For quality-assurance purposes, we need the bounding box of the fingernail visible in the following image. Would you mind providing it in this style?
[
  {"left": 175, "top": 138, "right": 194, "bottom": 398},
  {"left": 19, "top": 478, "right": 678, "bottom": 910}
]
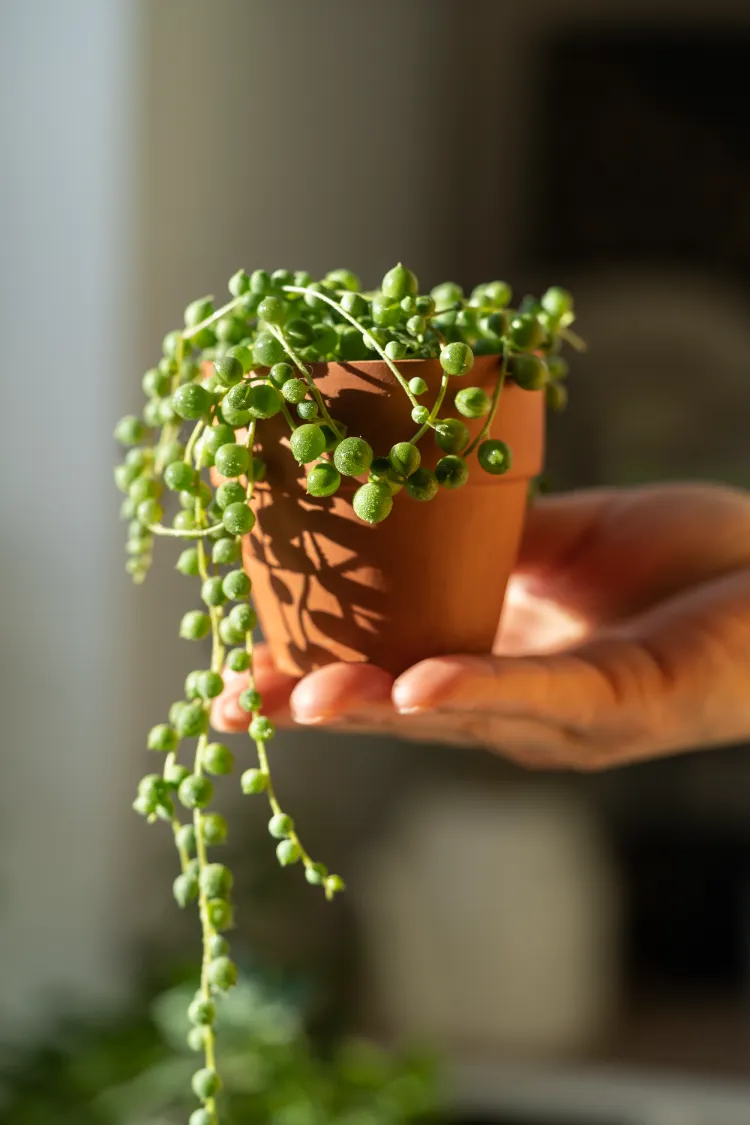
[
  {"left": 392, "top": 682, "right": 427, "bottom": 714},
  {"left": 291, "top": 710, "right": 341, "bottom": 726},
  {"left": 291, "top": 710, "right": 324, "bottom": 725}
]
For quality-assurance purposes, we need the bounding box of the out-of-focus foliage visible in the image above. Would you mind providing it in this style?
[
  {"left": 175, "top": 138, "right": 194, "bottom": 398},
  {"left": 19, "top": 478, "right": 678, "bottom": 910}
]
[{"left": 0, "top": 964, "right": 440, "bottom": 1125}]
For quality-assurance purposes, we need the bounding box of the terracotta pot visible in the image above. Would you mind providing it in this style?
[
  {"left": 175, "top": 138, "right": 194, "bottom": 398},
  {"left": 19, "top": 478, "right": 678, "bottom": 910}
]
[{"left": 242, "top": 357, "right": 544, "bottom": 677}]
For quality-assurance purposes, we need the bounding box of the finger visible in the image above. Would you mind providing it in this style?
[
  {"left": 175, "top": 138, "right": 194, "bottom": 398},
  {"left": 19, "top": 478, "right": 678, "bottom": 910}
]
[
  {"left": 516, "top": 489, "right": 613, "bottom": 576},
  {"left": 517, "top": 484, "right": 750, "bottom": 619},
  {"left": 212, "top": 644, "right": 299, "bottom": 732},
  {"left": 391, "top": 651, "right": 617, "bottom": 730},
  {"left": 289, "top": 662, "right": 394, "bottom": 725}
]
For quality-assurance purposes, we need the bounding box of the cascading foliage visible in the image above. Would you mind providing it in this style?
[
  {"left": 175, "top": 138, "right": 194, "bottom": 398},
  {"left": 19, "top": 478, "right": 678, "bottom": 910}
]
[{"left": 114, "top": 264, "right": 578, "bottom": 1124}]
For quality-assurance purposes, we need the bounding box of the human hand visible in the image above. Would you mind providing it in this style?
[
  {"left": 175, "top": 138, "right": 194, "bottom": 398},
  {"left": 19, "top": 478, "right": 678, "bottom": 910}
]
[{"left": 213, "top": 483, "right": 750, "bottom": 770}]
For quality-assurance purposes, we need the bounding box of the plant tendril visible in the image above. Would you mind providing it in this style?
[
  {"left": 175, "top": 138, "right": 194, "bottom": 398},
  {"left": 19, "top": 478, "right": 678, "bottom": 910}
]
[{"left": 116, "top": 265, "right": 580, "bottom": 1119}]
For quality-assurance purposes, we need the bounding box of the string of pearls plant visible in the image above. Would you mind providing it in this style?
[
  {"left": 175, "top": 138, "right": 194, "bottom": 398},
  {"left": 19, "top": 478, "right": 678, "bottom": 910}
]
[{"left": 114, "top": 264, "right": 579, "bottom": 1124}]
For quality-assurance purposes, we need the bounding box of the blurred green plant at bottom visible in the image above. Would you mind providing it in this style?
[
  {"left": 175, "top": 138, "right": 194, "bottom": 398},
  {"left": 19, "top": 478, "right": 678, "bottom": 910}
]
[{"left": 0, "top": 966, "right": 440, "bottom": 1125}]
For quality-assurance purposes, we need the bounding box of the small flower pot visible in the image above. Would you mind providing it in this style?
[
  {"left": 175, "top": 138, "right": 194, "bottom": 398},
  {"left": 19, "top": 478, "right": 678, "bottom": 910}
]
[{"left": 243, "top": 357, "right": 544, "bottom": 676}]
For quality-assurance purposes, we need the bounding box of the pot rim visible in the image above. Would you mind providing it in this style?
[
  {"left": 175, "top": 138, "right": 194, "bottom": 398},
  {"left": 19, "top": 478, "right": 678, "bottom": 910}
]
[{"left": 255, "top": 353, "right": 520, "bottom": 385}]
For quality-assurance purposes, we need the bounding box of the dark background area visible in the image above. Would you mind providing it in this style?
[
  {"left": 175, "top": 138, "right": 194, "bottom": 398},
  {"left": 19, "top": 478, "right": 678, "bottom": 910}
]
[{"left": 536, "top": 22, "right": 750, "bottom": 1027}]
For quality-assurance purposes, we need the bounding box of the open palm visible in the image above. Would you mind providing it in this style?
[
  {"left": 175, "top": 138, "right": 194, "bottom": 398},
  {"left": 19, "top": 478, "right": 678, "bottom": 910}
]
[{"left": 214, "top": 483, "right": 750, "bottom": 770}]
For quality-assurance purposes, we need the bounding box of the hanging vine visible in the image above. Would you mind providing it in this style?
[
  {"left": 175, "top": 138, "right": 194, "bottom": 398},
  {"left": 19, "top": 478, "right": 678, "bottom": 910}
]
[{"left": 115, "top": 264, "right": 578, "bottom": 1124}]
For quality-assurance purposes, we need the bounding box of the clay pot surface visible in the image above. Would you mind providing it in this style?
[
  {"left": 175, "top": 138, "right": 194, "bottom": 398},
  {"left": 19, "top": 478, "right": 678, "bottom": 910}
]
[{"left": 242, "top": 357, "right": 544, "bottom": 676}]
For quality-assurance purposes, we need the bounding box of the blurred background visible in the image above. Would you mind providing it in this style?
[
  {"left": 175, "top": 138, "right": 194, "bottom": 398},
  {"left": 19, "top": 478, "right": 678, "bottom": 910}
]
[{"left": 2, "top": 1, "right": 750, "bottom": 1122}]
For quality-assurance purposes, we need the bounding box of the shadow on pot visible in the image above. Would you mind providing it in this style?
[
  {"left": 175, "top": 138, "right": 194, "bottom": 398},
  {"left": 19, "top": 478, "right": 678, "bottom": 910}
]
[{"left": 242, "top": 359, "right": 545, "bottom": 677}]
